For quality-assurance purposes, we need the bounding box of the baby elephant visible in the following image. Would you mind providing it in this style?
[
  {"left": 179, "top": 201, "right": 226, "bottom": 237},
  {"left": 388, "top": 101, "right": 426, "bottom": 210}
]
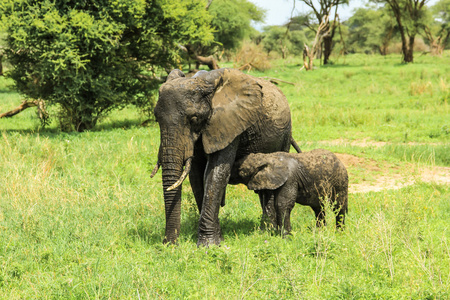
[{"left": 234, "top": 149, "right": 348, "bottom": 235}]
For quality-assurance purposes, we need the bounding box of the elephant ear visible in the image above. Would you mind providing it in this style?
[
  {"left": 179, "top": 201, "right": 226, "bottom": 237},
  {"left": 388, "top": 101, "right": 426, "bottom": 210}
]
[
  {"left": 243, "top": 154, "right": 290, "bottom": 191},
  {"left": 201, "top": 69, "right": 263, "bottom": 154}
]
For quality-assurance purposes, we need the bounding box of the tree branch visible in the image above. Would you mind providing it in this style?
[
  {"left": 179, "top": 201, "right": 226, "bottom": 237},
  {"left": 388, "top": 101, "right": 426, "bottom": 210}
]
[{"left": 0, "top": 100, "right": 43, "bottom": 118}]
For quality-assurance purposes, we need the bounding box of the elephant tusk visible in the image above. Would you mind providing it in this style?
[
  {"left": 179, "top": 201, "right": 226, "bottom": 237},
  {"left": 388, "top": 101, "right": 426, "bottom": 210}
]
[
  {"left": 150, "top": 161, "right": 160, "bottom": 178},
  {"left": 167, "top": 157, "right": 192, "bottom": 191}
]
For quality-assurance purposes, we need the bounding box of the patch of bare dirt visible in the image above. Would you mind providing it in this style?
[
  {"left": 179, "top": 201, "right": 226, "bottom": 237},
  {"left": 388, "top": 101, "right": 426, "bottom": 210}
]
[
  {"left": 334, "top": 153, "right": 449, "bottom": 194},
  {"left": 307, "top": 138, "right": 445, "bottom": 148}
]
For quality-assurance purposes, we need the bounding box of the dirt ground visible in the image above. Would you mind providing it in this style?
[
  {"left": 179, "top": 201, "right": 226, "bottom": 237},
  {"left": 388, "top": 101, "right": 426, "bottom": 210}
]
[{"left": 334, "top": 152, "right": 449, "bottom": 193}]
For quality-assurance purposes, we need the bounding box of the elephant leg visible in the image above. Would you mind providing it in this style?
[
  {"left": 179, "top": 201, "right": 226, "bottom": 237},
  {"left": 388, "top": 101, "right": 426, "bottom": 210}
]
[
  {"left": 334, "top": 189, "right": 348, "bottom": 229},
  {"left": 197, "top": 139, "right": 239, "bottom": 247},
  {"left": 189, "top": 154, "right": 207, "bottom": 212},
  {"left": 312, "top": 205, "right": 326, "bottom": 227},
  {"left": 258, "top": 191, "right": 276, "bottom": 230},
  {"left": 274, "top": 188, "right": 296, "bottom": 236}
]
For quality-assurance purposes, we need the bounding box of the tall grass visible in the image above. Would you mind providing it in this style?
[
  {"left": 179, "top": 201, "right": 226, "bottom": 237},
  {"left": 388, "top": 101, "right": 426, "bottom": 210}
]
[{"left": 0, "top": 53, "right": 449, "bottom": 298}]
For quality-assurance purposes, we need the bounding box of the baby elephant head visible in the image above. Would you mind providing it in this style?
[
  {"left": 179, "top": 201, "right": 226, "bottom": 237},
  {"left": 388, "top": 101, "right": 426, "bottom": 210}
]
[{"left": 238, "top": 153, "right": 293, "bottom": 191}]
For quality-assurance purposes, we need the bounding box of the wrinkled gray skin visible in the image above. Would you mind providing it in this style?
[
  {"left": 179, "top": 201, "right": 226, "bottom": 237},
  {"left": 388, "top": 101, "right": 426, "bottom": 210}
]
[
  {"left": 231, "top": 149, "right": 348, "bottom": 235},
  {"left": 153, "top": 68, "right": 295, "bottom": 246}
]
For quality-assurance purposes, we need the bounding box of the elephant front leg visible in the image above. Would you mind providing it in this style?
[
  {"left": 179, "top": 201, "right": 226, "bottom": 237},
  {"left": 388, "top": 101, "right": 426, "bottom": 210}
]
[
  {"left": 275, "top": 189, "right": 296, "bottom": 236},
  {"left": 258, "top": 191, "right": 277, "bottom": 230},
  {"left": 197, "top": 140, "right": 238, "bottom": 247}
]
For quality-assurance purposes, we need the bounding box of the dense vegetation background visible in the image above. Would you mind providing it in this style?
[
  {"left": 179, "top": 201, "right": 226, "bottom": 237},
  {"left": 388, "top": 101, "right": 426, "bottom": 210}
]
[{"left": 0, "top": 0, "right": 449, "bottom": 298}]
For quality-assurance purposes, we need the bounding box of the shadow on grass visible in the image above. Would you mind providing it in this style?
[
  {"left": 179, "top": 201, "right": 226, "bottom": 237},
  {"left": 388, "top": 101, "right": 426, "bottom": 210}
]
[
  {"left": 221, "top": 216, "right": 261, "bottom": 238},
  {"left": 1, "top": 117, "right": 156, "bottom": 137},
  {"left": 177, "top": 210, "right": 261, "bottom": 244}
]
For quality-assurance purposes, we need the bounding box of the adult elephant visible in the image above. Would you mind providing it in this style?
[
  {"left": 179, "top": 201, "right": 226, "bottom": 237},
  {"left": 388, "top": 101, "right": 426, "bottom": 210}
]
[{"left": 152, "top": 68, "right": 298, "bottom": 246}]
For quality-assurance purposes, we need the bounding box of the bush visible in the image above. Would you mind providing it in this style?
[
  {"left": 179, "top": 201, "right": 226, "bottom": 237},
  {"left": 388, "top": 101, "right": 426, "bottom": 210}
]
[
  {"left": 233, "top": 42, "right": 271, "bottom": 71},
  {"left": 0, "top": 0, "right": 214, "bottom": 131}
]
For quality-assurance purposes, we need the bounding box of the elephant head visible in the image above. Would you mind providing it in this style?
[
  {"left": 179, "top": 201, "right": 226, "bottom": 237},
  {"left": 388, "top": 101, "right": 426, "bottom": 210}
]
[
  {"left": 153, "top": 68, "right": 266, "bottom": 243},
  {"left": 237, "top": 153, "right": 291, "bottom": 191},
  {"left": 237, "top": 153, "right": 310, "bottom": 191}
]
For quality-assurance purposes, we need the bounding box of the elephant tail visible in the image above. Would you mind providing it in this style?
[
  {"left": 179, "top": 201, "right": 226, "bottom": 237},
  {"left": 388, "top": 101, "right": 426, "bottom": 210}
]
[{"left": 290, "top": 137, "right": 302, "bottom": 153}]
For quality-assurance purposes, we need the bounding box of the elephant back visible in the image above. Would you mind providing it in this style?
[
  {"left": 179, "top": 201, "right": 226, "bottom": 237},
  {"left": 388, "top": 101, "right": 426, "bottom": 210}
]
[{"left": 255, "top": 77, "right": 292, "bottom": 139}]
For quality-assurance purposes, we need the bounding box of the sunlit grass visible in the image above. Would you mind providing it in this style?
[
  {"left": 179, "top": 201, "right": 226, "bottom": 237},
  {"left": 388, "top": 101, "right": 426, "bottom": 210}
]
[{"left": 0, "top": 53, "right": 449, "bottom": 298}]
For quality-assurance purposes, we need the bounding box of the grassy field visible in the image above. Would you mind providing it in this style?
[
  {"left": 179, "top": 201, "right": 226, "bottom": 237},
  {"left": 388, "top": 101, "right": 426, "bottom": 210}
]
[{"left": 0, "top": 53, "right": 449, "bottom": 299}]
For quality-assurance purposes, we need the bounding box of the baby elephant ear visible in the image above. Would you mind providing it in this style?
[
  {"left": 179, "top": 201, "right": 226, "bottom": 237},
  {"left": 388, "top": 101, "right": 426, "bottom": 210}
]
[
  {"left": 245, "top": 154, "right": 290, "bottom": 191},
  {"left": 166, "top": 69, "right": 185, "bottom": 82}
]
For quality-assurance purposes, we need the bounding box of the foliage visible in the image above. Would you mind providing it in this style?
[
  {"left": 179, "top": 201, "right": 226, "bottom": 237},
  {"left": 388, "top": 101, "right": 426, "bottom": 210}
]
[
  {"left": 373, "top": 0, "right": 430, "bottom": 62},
  {"left": 0, "top": 0, "right": 214, "bottom": 131},
  {"left": 432, "top": 0, "right": 450, "bottom": 30},
  {"left": 261, "top": 26, "right": 307, "bottom": 58},
  {"left": 294, "top": 0, "right": 350, "bottom": 64},
  {"left": 208, "top": 0, "right": 265, "bottom": 51},
  {"left": 1, "top": 53, "right": 449, "bottom": 298},
  {"left": 346, "top": 5, "right": 397, "bottom": 55},
  {"left": 422, "top": 0, "right": 450, "bottom": 52}
]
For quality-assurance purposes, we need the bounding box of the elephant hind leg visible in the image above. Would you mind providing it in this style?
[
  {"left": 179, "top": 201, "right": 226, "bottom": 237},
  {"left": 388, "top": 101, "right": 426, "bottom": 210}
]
[
  {"left": 312, "top": 206, "right": 326, "bottom": 227},
  {"left": 277, "top": 207, "right": 294, "bottom": 237},
  {"left": 189, "top": 155, "right": 207, "bottom": 212},
  {"left": 334, "top": 189, "right": 348, "bottom": 229}
]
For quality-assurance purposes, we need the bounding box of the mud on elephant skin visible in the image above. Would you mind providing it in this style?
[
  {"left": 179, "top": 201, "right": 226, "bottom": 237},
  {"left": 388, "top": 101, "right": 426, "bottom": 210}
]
[
  {"left": 152, "top": 68, "right": 298, "bottom": 246},
  {"left": 232, "top": 149, "right": 349, "bottom": 235}
]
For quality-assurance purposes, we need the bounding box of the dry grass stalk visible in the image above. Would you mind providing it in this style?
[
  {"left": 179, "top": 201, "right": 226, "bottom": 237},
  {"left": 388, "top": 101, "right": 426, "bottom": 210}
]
[{"left": 233, "top": 42, "right": 271, "bottom": 72}]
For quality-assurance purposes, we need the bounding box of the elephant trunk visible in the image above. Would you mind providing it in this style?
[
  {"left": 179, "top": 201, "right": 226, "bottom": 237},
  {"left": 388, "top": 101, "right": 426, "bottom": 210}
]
[{"left": 160, "top": 146, "right": 185, "bottom": 244}]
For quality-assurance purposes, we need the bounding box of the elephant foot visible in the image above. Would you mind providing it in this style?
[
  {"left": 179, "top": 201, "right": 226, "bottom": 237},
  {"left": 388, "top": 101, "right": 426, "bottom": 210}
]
[
  {"left": 163, "top": 236, "right": 178, "bottom": 245},
  {"left": 197, "top": 233, "right": 223, "bottom": 247},
  {"left": 259, "top": 214, "right": 276, "bottom": 231}
]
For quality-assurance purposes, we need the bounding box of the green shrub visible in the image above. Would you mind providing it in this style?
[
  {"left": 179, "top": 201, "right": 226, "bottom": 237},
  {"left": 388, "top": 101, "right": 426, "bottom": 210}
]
[{"left": 0, "top": 0, "right": 214, "bottom": 131}]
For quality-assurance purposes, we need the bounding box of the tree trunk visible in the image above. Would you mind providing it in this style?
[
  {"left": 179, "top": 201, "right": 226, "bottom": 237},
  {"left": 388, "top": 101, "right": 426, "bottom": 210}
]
[
  {"left": 300, "top": 16, "right": 329, "bottom": 71},
  {"left": 380, "top": 26, "right": 394, "bottom": 56},
  {"left": 404, "top": 35, "right": 415, "bottom": 63},
  {"left": 323, "top": 35, "right": 333, "bottom": 65},
  {"left": 194, "top": 54, "right": 220, "bottom": 70},
  {"left": 0, "top": 54, "right": 3, "bottom": 76},
  {"left": 0, "top": 99, "right": 47, "bottom": 119},
  {"left": 302, "top": 44, "right": 314, "bottom": 71},
  {"left": 424, "top": 25, "right": 446, "bottom": 56},
  {"left": 184, "top": 44, "right": 220, "bottom": 70}
]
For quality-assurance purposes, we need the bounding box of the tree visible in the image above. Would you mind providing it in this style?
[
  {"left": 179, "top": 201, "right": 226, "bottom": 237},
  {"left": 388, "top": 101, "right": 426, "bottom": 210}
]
[
  {"left": 209, "top": 0, "right": 265, "bottom": 51},
  {"left": 375, "top": 0, "right": 430, "bottom": 63},
  {"left": 181, "top": 0, "right": 265, "bottom": 70},
  {"left": 261, "top": 26, "right": 307, "bottom": 58},
  {"left": 423, "top": 0, "right": 450, "bottom": 55},
  {"left": 295, "top": 0, "right": 349, "bottom": 64},
  {"left": 346, "top": 6, "right": 397, "bottom": 55},
  {"left": 301, "top": 16, "right": 331, "bottom": 70},
  {"left": 0, "top": 0, "right": 214, "bottom": 131}
]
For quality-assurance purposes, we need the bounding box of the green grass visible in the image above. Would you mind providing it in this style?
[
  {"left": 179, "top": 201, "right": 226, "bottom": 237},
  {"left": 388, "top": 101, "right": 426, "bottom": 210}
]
[{"left": 0, "top": 53, "right": 449, "bottom": 298}]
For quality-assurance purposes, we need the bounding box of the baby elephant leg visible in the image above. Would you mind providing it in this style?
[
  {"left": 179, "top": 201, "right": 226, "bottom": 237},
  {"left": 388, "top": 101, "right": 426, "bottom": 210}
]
[
  {"left": 258, "top": 191, "right": 277, "bottom": 230},
  {"left": 275, "top": 189, "right": 296, "bottom": 236},
  {"left": 334, "top": 189, "right": 348, "bottom": 229}
]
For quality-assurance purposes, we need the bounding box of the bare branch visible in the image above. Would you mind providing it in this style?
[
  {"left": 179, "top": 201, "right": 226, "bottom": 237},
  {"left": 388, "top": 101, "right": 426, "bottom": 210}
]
[
  {"left": 259, "top": 77, "right": 295, "bottom": 85},
  {"left": 0, "top": 99, "right": 48, "bottom": 121},
  {"left": 206, "top": 0, "right": 213, "bottom": 10}
]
